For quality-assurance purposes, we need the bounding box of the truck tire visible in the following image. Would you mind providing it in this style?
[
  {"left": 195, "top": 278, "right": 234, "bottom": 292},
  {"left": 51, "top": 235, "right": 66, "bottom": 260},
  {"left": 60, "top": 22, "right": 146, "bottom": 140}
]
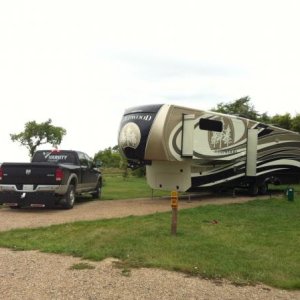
[
  {"left": 10, "top": 205, "right": 22, "bottom": 209},
  {"left": 91, "top": 181, "right": 102, "bottom": 199},
  {"left": 61, "top": 185, "right": 75, "bottom": 209}
]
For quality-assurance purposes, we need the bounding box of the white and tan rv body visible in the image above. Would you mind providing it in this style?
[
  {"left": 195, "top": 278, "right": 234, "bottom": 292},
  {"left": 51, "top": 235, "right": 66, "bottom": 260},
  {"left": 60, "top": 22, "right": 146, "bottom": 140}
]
[{"left": 118, "top": 104, "right": 300, "bottom": 193}]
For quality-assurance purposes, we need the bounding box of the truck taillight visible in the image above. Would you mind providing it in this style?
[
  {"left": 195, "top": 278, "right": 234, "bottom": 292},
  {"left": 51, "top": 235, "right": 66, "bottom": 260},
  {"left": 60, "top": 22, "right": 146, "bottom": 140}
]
[
  {"left": 0, "top": 167, "right": 3, "bottom": 181},
  {"left": 55, "top": 168, "right": 64, "bottom": 181}
]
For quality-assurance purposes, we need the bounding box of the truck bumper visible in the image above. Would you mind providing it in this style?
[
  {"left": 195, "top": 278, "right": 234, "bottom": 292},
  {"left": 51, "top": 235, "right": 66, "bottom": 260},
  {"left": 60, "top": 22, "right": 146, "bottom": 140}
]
[
  {"left": 0, "top": 191, "right": 61, "bottom": 208},
  {"left": 0, "top": 184, "right": 69, "bottom": 208},
  {"left": 0, "top": 184, "right": 68, "bottom": 194}
]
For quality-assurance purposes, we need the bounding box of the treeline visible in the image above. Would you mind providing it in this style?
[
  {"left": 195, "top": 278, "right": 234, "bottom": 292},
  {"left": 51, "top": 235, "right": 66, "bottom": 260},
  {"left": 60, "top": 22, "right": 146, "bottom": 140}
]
[
  {"left": 93, "top": 146, "right": 145, "bottom": 177},
  {"left": 213, "top": 96, "right": 300, "bottom": 132}
]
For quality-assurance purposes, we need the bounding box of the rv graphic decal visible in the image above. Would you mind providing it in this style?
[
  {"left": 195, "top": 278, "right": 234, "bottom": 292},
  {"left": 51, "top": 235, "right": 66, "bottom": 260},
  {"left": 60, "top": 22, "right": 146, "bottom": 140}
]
[
  {"left": 119, "top": 122, "right": 141, "bottom": 149},
  {"left": 209, "top": 117, "right": 234, "bottom": 149}
]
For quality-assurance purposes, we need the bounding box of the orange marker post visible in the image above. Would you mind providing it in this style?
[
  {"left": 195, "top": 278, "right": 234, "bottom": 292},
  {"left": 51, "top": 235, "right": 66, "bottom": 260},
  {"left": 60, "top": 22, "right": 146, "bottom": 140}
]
[{"left": 171, "top": 191, "right": 178, "bottom": 235}]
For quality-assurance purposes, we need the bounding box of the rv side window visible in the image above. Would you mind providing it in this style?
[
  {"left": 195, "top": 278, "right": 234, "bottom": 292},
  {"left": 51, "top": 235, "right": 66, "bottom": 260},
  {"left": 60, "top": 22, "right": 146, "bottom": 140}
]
[{"left": 199, "top": 118, "right": 223, "bottom": 132}]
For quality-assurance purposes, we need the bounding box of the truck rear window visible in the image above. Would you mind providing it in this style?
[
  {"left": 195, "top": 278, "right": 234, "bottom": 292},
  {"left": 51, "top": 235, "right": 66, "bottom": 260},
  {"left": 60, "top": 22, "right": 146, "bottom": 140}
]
[{"left": 32, "top": 151, "right": 77, "bottom": 164}]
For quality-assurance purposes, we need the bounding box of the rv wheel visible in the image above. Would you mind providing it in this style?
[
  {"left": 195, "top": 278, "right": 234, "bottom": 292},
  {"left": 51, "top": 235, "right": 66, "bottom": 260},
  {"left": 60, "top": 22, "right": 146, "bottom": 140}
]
[
  {"left": 249, "top": 183, "right": 259, "bottom": 196},
  {"left": 258, "top": 183, "right": 268, "bottom": 195}
]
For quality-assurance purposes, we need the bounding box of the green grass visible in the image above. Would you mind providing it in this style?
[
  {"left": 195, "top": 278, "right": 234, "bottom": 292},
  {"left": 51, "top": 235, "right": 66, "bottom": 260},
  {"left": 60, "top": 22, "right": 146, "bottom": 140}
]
[
  {"left": 69, "top": 262, "right": 95, "bottom": 270},
  {"left": 101, "top": 175, "right": 168, "bottom": 200},
  {"left": 99, "top": 169, "right": 300, "bottom": 201},
  {"left": 0, "top": 197, "right": 299, "bottom": 289}
]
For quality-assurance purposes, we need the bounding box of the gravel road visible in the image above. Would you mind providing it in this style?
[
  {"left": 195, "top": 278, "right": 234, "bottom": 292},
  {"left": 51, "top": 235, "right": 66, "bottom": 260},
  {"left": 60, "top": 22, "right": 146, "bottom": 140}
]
[{"left": 0, "top": 194, "right": 299, "bottom": 299}]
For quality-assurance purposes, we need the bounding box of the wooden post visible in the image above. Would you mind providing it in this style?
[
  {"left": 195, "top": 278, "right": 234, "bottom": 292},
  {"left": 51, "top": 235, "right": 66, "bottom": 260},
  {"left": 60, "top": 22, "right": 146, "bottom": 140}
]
[{"left": 171, "top": 191, "right": 178, "bottom": 235}]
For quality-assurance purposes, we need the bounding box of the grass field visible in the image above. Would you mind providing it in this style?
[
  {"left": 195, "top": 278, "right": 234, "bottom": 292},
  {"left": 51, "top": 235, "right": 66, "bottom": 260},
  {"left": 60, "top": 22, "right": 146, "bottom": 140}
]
[
  {"left": 101, "top": 173, "right": 169, "bottom": 200},
  {"left": 0, "top": 186, "right": 299, "bottom": 289}
]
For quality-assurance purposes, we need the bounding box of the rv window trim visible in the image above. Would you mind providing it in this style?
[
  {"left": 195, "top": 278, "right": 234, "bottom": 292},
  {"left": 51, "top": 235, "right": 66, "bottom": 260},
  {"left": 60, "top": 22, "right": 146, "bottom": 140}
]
[{"left": 199, "top": 118, "right": 223, "bottom": 132}]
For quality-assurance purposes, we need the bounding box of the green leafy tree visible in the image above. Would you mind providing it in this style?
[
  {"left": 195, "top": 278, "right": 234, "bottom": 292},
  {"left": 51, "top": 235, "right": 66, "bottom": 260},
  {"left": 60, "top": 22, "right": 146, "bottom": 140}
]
[
  {"left": 212, "top": 96, "right": 259, "bottom": 120},
  {"left": 10, "top": 119, "right": 66, "bottom": 158},
  {"left": 212, "top": 97, "right": 300, "bottom": 133},
  {"left": 94, "top": 146, "right": 121, "bottom": 168},
  {"left": 257, "top": 112, "right": 271, "bottom": 124},
  {"left": 132, "top": 166, "right": 146, "bottom": 177},
  {"left": 270, "top": 113, "right": 292, "bottom": 130},
  {"left": 94, "top": 146, "right": 146, "bottom": 178},
  {"left": 291, "top": 114, "right": 300, "bottom": 133}
]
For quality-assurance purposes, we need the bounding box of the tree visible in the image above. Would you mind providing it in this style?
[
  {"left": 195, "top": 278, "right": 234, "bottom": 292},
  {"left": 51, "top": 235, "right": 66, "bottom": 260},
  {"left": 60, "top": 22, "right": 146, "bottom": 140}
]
[
  {"left": 94, "top": 146, "right": 122, "bottom": 168},
  {"left": 10, "top": 119, "right": 67, "bottom": 157},
  {"left": 270, "top": 113, "right": 292, "bottom": 130},
  {"left": 257, "top": 112, "right": 271, "bottom": 124},
  {"left": 212, "top": 96, "right": 259, "bottom": 120},
  {"left": 291, "top": 114, "right": 300, "bottom": 133},
  {"left": 212, "top": 97, "right": 300, "bottom": 133},
  {"left": 94, "top": 146, "right": 146, "bottom": 178}
]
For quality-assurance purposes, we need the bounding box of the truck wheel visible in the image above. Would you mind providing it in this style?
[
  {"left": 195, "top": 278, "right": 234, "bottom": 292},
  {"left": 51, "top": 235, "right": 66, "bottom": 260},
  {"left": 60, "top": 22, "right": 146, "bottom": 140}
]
[
  {"left": 91, "top": 181, "right": 102, "bottom": 199},
  {"left": 10, "top": 205, "right": 22, "bottom": 209},
  {"left": 61, "top": 185, "right": 75, "bottom": 209}
]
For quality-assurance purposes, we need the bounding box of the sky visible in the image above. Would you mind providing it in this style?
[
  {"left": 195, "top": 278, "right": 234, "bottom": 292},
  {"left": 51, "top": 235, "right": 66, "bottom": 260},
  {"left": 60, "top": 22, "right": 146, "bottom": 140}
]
[{"left": 1, "top": 0, "right": 300, "bottom": 161}]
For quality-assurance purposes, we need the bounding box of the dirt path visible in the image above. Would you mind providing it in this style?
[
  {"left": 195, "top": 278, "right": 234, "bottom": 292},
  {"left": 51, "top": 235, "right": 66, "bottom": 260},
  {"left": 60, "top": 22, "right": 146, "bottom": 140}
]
[{"left": 0, "top": 194, "right": 267, "bottom": 231}]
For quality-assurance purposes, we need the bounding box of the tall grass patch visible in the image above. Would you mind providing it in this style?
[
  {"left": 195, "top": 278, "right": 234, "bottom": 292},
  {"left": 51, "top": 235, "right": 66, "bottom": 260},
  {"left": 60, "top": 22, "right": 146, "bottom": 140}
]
[{"left": 101, "top": 175, "right": 168, "bottom": 199}]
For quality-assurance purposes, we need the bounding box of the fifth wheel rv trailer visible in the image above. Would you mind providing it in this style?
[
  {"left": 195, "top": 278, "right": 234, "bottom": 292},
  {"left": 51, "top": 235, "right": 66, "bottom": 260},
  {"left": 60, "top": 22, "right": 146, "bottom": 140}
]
[{"left": 118, "top": 104, "right": 300, "bottom": 195}]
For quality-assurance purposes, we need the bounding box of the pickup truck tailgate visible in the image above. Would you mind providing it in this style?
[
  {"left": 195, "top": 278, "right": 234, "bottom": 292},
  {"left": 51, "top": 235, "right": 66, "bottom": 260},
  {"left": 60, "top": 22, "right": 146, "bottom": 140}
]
[{"left": 0, "top": 162, "right": 59, "bottom": 185}]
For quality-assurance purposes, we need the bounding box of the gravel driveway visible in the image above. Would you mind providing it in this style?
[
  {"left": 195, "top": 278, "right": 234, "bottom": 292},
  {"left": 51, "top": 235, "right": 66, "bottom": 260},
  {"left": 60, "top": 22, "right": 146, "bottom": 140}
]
[{"left": 0, "top": 194, "right": 299, "bottom": 299}]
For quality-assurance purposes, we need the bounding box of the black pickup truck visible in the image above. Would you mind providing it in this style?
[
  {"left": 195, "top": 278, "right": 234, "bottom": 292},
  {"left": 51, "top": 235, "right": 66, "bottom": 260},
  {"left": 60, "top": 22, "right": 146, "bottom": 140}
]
[{"left": 0, "top": 150, "right": 102, "bottom": 209}]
